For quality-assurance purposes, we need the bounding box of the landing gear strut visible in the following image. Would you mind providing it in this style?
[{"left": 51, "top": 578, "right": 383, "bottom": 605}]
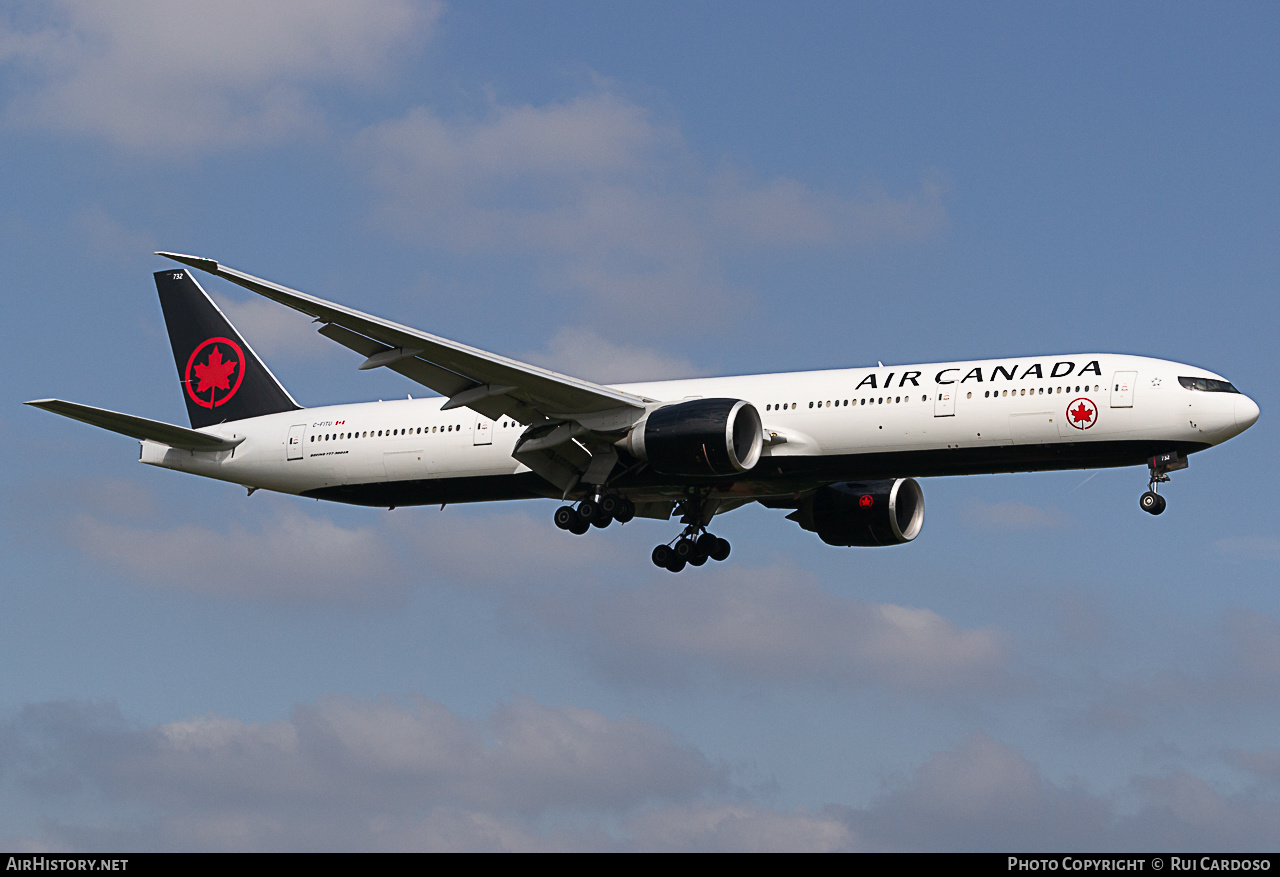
[{"left": 1140, "top": 451, "right": 1187, "bottom": 516}]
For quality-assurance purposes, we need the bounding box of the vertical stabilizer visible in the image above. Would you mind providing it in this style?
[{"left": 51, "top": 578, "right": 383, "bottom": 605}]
[{"left": 154, "top": 268, "right": 300, "bottom": 429}]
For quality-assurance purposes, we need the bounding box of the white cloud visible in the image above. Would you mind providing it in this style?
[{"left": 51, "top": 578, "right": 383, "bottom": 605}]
[
  {"left": 70, "top": 507, "right": 404, "bottom": 605},
  {"left": 356, "top": 92, "right": 946, "bottom": 330},
  {"left": 852, "top": 734, "right": 1110, "bottom": 850},
  {"left": 521, "top": 326, "right": 703, "bottom": 384},
  {"left": 387, "top": 507, "right": 626, "bottom": 585},
  {"left": 1079, "top": 609, "right": 1280, "bottom": 731},
  {"left": 71, "top": 205, "right": 157, "bottom": 262},
  {"left": 842, "top": 735, "right": 1280, "bottom": 852},
  {"left": 710, "top": 169, "right": 949, "bottom": 248},
  {"left": 0, "top": 694, "right": 729, "bottom": 851},
  {"left": 501, "top": 564, "right": 1010, "bottom": 691},
  {"left": 1227, "top": 747, "right": 1280, "bottom": 783},
  {"left": 1, "top": 0, "right": 438, "bottom": 154},
  {"left": 210, "top": 291, "right": 338, "bottom": 362},
  {"left": 1213, "top": 536, "right": 1280, "bottom": 562},
  {"left": 9, "top": 702, "right": 1280, "bottom": 851},
  {"left": 962, "top": 498, "right": 1075, "bottom": 531},
  {"left": 65, "top": 496, "right": 1007, "bottom": 690},
  {"left": 62, "top": 496, "right": 629, "bottom": 605},
  {"left": 623, "top": 802, "right": 854, "bottom": 852},
  {"left": 1221, "top": 609, "right": 1280, "bottom": 695}
]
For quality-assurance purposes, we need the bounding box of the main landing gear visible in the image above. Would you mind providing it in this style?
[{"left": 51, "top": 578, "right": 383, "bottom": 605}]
[
  {"left": 1139, "top": 451, "right": 1187, "bottom": 516},
  {"left": 553, "top": 495, "right": 635, "bottom": 535},
  {"left": 649, "top": 494, "right": 731, "bottom": 573},
  {"left": 651, "top": 529, "right": 731, "bottom": 574},
  {"left": 554, "top": 491, "right": 733, "bottom": 573}
]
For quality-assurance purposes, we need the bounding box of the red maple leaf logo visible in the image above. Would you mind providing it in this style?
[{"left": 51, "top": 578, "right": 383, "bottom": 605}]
[
  {"left": 194, "top": 345, "right": 237, "bottom": 394},
  {"left": 1070, "top": 402, "right": 1094, "bottom": 425},
  {"left": 184, "top": 337, "right": 245, "bottom": 408}
]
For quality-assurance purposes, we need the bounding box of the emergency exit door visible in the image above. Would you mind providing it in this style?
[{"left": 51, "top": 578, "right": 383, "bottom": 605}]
[
  {"left": 1111, "top": 371, "right": 1137, "bottom": 408},
  {"left": 933, "top": 389, "right": 955, "bottom": 416},
  {"left": 287, "top": 424, "right": 306, "bottom": 460}
]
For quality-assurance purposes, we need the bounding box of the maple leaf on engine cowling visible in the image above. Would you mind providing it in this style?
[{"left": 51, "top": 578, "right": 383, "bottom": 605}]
[
  {"left": 194, "top": 346, "right": 238, "bottom": 394},
  {"left": 1071, "top": 402, "right": 1094, "bottom": 425}
]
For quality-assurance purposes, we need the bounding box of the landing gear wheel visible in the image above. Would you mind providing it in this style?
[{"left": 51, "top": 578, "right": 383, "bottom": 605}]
[
  {"left": 568, "top": 510, "right": 590, "bottom": 535},
  {"left": 709, "top": 537, "right": 731, "bottom": 562},
  {"left": 674, "top": 538, "right": 696, "bottom": 562},
  {"left": 665, "top": 556, "right": 687, "bottom": 573},
  {"left": 577, "top": 499, "right": 611, "bottom": 528},
  {"left": 553, "top": 506, "right": 576, "bottom": 530},
  {"left": 652, "top": 545, "right": 673, "bottom": 568},
  {"left": 1139, "top": 491, "right": 1166, "bottom": 515},
  {"left": 1152, "top": 494, "right": 1166, "bottom": 515},
  {"left": 613, "top": 498, "right": 635, "bottom": 524}
]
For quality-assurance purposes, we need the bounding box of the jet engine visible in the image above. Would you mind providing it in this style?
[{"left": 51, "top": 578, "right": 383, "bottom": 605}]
[
  {"left": 788, "top": 478, "right": 925, "bottom": 546},
  {"left": 618, "top": 398, "right": 763, "bottom": 477}
]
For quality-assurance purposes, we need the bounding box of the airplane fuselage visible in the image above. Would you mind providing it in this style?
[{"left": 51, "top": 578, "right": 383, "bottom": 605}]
[{"left": 142, "top": 352, "right": 1257, "bottom": 511}]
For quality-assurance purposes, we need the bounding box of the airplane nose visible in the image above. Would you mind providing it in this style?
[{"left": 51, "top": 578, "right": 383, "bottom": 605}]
[{"left": 1236, "top": 395, "right": 1260, "bottom": 431}]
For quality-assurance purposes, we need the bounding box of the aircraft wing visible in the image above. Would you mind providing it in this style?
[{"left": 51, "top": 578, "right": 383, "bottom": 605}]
[
  {"left": 25, "top": 399, "right": 245, "bottom": 451},
  {"left": 156, "top": 253, "right": 651, "bottom": 427}
]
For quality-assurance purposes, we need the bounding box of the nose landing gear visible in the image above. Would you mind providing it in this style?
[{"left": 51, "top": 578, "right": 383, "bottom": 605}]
[{"left": 1140, "top": 451, "right": 1187, "bottom": 516}]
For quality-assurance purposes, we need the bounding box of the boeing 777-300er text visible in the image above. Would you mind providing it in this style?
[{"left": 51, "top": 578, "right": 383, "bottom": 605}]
[{"left": 28, "top": 254, "right": 1260, "bottom": 572}]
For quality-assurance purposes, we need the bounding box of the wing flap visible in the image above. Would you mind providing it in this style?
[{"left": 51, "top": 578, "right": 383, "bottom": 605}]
[
  {"left": 316, "top": 323, "right": 517, "bottom": 424},
  {"left": 26, "top": 399, "right": 245, "bottom": 451}
]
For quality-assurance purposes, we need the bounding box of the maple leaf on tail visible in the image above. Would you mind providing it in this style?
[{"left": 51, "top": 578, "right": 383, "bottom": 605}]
[{"left": 194, "top": 346, "right": 238, "bottom": 395}]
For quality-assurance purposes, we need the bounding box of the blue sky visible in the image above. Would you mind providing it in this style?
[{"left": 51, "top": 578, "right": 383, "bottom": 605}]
[{"left": 2, "top": 1, "right": 1278, "bottom": 851}]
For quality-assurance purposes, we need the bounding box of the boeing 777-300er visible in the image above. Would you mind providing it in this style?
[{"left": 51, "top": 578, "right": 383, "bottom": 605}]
[{"left": 28, "top": 254, "right": 1261, "bottom": 572}]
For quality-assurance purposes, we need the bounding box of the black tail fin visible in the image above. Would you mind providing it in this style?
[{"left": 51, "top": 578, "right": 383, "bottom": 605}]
[{"left": 155, "top": 268, "right": 301, "bottom": 429}]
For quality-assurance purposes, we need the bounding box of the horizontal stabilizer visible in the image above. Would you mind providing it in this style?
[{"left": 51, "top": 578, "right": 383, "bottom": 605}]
[{"left": 25, "top": 399, "right": 245, "bottom": 451}]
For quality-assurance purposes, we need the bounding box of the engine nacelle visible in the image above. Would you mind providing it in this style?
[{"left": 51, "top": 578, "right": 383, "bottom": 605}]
[
  {"left": 789, "top": 479, "right": 925, "bottom": 546},
  {"left": 619, "top": 398, "right": 763, "bottom": 477}
]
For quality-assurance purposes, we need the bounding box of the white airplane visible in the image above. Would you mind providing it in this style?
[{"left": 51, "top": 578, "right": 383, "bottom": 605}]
[{"left": 28, "top": 254, "right": 1260, "bottom": 572}]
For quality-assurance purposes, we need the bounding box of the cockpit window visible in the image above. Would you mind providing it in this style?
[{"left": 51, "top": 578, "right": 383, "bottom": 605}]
[{"left": 1178, "top": 376, "right": 1240, "bottom": 393}]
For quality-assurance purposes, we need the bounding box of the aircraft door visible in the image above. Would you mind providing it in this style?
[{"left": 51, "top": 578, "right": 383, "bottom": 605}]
[
  {"left": 933, "top": 389, "right": 955, "bottom": 417},
  {"left": 1110, "top": 371, "right": 1137, "bottom": 408},
  {"left": 473, "top": 415, "right": 492, "bottom": 446},
  {"left": 287, "top": 424, "right": 306, "bottom": 460}
]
